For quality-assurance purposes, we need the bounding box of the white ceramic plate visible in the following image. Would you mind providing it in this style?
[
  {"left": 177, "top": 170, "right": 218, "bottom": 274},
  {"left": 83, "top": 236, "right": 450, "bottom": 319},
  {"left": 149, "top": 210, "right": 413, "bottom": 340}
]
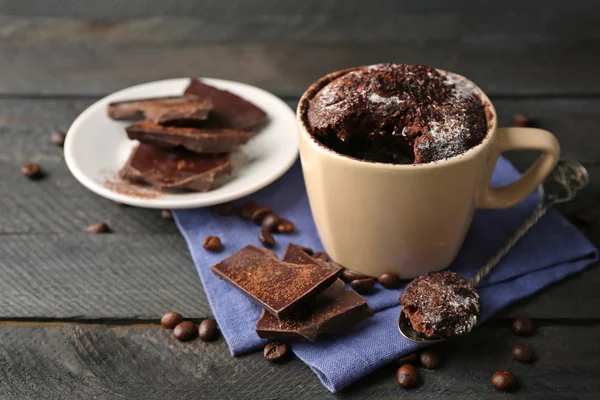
[{"left": 65, "top": 78, "right": 298, "bottom": 208}]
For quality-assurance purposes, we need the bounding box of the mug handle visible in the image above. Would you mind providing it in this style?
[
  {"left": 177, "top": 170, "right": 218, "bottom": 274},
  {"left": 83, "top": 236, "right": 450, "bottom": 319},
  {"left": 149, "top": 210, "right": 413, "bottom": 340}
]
[{"left": 476, "top": 127, "right": 560, "bottom": 209}]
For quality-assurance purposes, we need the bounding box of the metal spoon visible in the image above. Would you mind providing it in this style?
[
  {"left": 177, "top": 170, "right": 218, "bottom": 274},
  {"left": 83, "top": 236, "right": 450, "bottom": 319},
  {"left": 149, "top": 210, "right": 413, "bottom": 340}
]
[{"left": 398, "top": 159, "right": 589, "bottom": 344}]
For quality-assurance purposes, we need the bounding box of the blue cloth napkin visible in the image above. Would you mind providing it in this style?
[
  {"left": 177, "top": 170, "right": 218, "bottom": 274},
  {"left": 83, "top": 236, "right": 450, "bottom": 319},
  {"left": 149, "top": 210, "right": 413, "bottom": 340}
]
[{"left": 173, "top": 157, "right": 598, "bottom": 393}]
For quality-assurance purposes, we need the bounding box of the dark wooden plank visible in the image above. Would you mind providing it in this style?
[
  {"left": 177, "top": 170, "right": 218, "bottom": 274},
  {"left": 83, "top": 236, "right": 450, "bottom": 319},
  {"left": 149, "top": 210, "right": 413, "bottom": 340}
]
[
  {"left": 0, "top": 323, "right": 597, "bottom": 398},
  {"left": 0, "top": 234, "right": 209, "bottom": 319},
  {"left": 0, "top": 16, "right": 597, "bottom": 96},
  {"left": 0, "top": 232, "right": 597, "bottom": 320}
]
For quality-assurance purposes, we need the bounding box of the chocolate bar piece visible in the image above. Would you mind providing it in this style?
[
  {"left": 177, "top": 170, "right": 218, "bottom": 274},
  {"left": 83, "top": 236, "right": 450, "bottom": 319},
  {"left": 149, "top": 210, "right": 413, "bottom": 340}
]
[
  {"left": 211, "top": 245, "right": 342, "bottom": 319},
  {"left": 125, "top": 120, "right": 256, "bottom": 154},
  {"left": 255, "top": 244, "right": 373, "bottom": 341},
  {"left": 184, "top": 78, "right": 267, "bottom": 129},
  {"left": 107, "top": 95, "right": 212, "bottom": 123},
  {"left": 255, "top": 280, "right": 373, "bottom": 341},
  {"left": 119, "top": 144, "right": 231, "bottom": 192}
]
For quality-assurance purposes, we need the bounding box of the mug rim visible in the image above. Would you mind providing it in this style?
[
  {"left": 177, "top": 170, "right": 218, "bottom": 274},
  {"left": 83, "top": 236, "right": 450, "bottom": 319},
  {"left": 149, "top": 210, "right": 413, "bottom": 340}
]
[{"left": 297, "top": 64, "right": 498, "bottom": 170}]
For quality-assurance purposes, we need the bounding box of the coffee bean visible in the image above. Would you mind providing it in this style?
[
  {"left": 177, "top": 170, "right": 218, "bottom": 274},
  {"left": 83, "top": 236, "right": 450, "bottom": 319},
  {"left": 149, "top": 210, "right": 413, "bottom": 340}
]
[
  {"left": 491, "top": 370, "right": 518, "bottom": 392},
  {"left": 513, "top": 114, "right": 533, "bottom": 127},
  {"left": 297, "top": 245, "right": 314, "bottom": 255},
  {"left": 198, "top": 319, "right": 219, "bottom": 341},
  {"left": 396, "top": 364, "right": 419, "bottom": 389},
  {"left": 512, "top": 344, "right": 536, "bottom": 363},
  {"left": 512, "top": 317, "right": 534, "bottom": 336},
  {"left": 350, "top": 278, "right": 376, "bottom": 293},
  {"left": 420, "top": 349, "right": 441, "bottom": 369},
  {"left": 313, "top": 252, "right": 329, "bottom": 262},
  {"left": 51, "top": 131, "right": 67, "bottom": 147},
  {"left": 173, "top": 321, "right": 198, "bottom": 341},
  {"left": 394, "top": 352, "right": 418, "bottom": 366},
  {"left": 264, "top": 342, "right": 289, "bottom": 362},
  {"left": 251, "top": 207, "right": 273, "bottom": 224},
  {"left": 21, "top": 162, "right": 42, "bottom": 179},
  {"left": 261, "top": 213, "right": 280, "bottom": 232},
  {"left": 241, "top": 201, "right": 260, "bottom": 219},
  {"left": 341, "top": 269, "right": 368, "bottom": 283},
  {"left": 276, "top": 218, "right": 295, "bottom": 233},
  {"left": 115, "top": 202, "right": 126, "bottom": 207},
  {"left": 86, "top": 222, "right": 110, "bottom": 234},
  {"left": 203, "top": 236, "right": 222, "bottom": 251},
  {"left": 161, "top": 312, "right": 183, "bottom": 329},
  {"left": 573, "top": 206, "right": 596, "bottom": 225},
  {"left": 161, "top": 209, "right": 173, "bottom": 220},
  {"left": 378, "top": 273, "right": 401, "bottom": 289},
  {"left": 259, "top": 228, "right": 276, "bottom": 248},
  {"left": 214, "top": 202, "right": 234, "bottom": 215}
]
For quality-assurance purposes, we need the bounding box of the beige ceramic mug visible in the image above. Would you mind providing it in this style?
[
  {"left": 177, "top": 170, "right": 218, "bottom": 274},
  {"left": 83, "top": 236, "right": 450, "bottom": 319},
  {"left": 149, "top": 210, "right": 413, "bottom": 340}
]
[{"left": 297, "top": 67, "right": 560, "bottom": 279}]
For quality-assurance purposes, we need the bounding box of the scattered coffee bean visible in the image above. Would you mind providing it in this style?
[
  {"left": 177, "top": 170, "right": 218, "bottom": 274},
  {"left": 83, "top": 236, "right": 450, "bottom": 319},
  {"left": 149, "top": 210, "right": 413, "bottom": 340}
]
[
  {"left": 394, "top": 352, "right": 418, "bottom": 366},
  {"left": 420, "top": 349, "right": 441, "bottom": 369},
  {"left": 115, "top": 202, "right": 126, "bottom": 207},
  {"left": 264, "top": 341, "right": 289, "bottom": 362},
  {"left": 512, "top": 344, "right": 536, "bottom": 363},
  {"left": 298, "top": 245, "right": 314, "bottom": 255},
  {"left": 251, "top": 207, "right": 273, "bottom": 224},
  {"left": 313, "top": 252, "right": 329, "bottom": 262},
  {"left": 491, "top": 370, "right": 518, "bottom": 392},
  {"left": 341, "top": 269, "right": 368, "bottom": 283},
  {"left": 241, "top": 201, "right": 260, "bottom": 219},
  {"left": 86, "top": 222, "right": 110, "bottom": 234},
  {"left": 161, "top": 312, "right": 184, "bottom": 329},
  {"left": 203, "top": 236, "right": 222, "bottom": 251},
  {"left": 259, "top": 228, "right": 276, "bottom": 248},
  {"left": 350, "top": 278, "right": 376, "bottom": 293},
  {"left": 513, "top": 114, "right": 533, "bottom": 127},
  {"left": 214, "top": 202, "right": 234, "bottom": 216},
  {"left": 261, "top": 213, "right": 280, "bottom": 232},
  {"left": 21, "top": 162, "right": 42, "bottom": 179},
  {"left": 173, "top": 321, "right": 198, "bottom": 341},
  {"left": 161, "top": 209, "right": 173, "bottom": 220},
  {"left": 51, "top": 131, "right": 67, "bottom": 147},
  {"left": 198, "top": 319, "right": 219, "bottom": 341},
  {"left": 573, "top": 206, "right": 596, "bottom": 225},
  {"left": 396, "top": 364, "right": 419, "bottom": 389},
  {"left": 378, "top": 273, "right": 401, "bottom": 289},
  {"left": 512, "top": 317, "right": 534, "bottom": 336},
  {"left": 276, "top": 218, "right": 295, "bottom": 233}
]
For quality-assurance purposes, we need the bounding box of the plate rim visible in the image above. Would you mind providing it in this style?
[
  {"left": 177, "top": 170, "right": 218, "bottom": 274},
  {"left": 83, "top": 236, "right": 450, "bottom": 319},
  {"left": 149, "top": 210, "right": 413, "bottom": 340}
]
[{"left": 64, "top": 77, "right": 299, "bottom": 209}]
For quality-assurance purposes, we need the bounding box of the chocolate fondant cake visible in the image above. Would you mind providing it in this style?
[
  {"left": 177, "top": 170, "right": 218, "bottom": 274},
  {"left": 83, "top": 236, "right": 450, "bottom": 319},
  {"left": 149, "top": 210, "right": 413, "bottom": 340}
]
[
  {"left": 400, "top": 271, "right": 480, "bottom": 339},
  {"left": 305, "top": 64, "right": 488, "bottom": 164}
]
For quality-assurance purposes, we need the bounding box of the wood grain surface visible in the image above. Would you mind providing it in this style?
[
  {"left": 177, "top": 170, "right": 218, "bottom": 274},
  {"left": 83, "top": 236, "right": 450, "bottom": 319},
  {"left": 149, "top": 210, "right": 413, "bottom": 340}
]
[{"left": 0, "top": 2, "right": 599, "bottom": 398}]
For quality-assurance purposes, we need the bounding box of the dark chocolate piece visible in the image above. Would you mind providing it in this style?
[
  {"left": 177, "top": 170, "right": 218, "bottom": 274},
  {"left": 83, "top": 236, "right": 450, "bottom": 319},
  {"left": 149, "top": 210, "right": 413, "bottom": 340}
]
[
  {"left": 125, "top": 119, "right": 256, "bottom": 154},
  {"left": 400, "top": 271, "right": 480, "bottom": 339},
  {"left": 119, "top": 144, "right": 231, "bottom": 192},
  {"left": 255, "top": 279, "right": 373, "bottom": 341},
  {"left": 255, "top": 244, "right": 372, "bottom": 341},
  {"left": 211, "top": 245, "right": 341, "bottom": 319},
  {"left": 107, "top": 95, "right": 212, "bottom": 122},
  {"left": 184, "top": 78, "right": 267, "bottom": 129}
]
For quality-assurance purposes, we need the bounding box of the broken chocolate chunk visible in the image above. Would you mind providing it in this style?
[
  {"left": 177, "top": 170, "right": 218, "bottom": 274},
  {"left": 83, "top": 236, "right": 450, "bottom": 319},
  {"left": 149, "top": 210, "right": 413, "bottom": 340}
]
[
  {"left": 211, "top": 245, "right": 341, "bottom": 319},
  {"left": 119, "top": 144, "right": 231, "bottom": 192},
  {"left": 256, "top": 279, "right": 373, "bottom": 341},
  {"left": 107, "top": 95, "right": 212, "bottom": 123},
  {"left": 184, "top": 78, "right": 267, "bottom": 130},
  {"left": 125, "top": 120, "right": 256, "bottom": 154}
]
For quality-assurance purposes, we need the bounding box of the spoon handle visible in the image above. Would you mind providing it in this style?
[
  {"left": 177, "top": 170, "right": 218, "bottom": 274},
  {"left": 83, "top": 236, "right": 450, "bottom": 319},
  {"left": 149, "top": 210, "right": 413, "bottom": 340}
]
[
  {"left": 468, "top": 203, "right": 547, "bottom": 287},
  {"left": 468, "top": 159, "right": 588, "bottom": 288}
]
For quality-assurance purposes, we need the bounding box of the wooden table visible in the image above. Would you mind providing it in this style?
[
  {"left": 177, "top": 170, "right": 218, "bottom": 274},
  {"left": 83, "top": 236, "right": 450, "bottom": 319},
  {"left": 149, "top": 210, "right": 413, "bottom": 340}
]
[{"left": 1, "top": 1, "right": 599, "bottom": 398}]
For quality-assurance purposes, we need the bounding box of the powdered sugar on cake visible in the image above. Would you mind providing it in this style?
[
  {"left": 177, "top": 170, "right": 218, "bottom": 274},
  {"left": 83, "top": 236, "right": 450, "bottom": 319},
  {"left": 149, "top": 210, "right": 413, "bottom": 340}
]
[
  {"left": 400, "top": 271, "right": 481, "bottom": 339},
  {"left": 306, "top": 64, "right": 488, "bottom": 164}
]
